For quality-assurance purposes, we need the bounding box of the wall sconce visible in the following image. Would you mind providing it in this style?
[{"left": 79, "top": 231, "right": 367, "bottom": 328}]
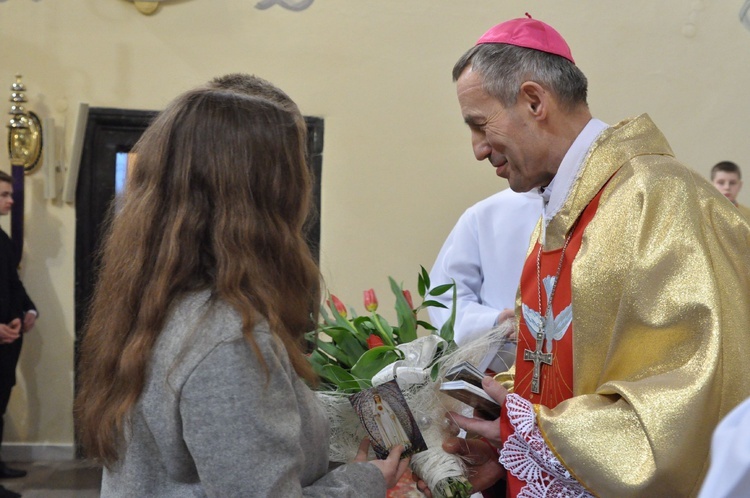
[{"left": 7, "top": 74, "right": 43, "bottom": 174}]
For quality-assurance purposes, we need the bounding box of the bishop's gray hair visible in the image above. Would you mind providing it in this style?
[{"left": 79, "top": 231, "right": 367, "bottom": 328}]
[{"left": 452, "top": 43, "right": 588, "bottom": 112}]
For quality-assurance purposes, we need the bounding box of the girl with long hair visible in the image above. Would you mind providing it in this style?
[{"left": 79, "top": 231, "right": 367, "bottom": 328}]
[{"left": 74, "top": 81, "right": 408, "bottom": 496}]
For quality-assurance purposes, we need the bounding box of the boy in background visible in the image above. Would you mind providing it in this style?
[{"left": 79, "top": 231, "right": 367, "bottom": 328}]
[{"left": 711, "top": 161, "right": 750, "bottom": 219}]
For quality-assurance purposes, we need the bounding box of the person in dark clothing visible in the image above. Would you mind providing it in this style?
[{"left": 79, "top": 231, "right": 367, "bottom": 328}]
[{"left": 0, "top": 170, "right": 37, "bottom": 497}]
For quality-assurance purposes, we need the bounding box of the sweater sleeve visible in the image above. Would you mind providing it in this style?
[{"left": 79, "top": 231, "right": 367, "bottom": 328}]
[{"left": 180, "top": 332, "right": 385, "bottom": 498}]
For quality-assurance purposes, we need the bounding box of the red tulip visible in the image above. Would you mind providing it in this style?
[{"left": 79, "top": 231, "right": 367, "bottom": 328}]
[
  {"left": 364, "top": 289, "right": 378, "bottom": 312},
  {"left": 402, "top": 290, "right": 414, "bottom": 309},
  {"left": 328, "top": 294, "right": 347, "bottom": 317},
  {"left": 367, "top": 334, "right": 385, "bottom": 349}
]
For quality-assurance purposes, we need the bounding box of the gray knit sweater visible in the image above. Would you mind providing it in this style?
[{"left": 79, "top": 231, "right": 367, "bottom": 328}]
[{"left": 101, "top": 291, "right": 386, "bottom": 497}]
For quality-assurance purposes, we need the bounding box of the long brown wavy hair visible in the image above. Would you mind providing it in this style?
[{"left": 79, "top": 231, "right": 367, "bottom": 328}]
[{"left": 74, "top": 86, "right": 320, "bottom": 466}]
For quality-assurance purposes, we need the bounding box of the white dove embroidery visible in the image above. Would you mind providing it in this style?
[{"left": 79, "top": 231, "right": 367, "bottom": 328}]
[{"left": 522, "top": 275, "right": 573, "bottom": 352}]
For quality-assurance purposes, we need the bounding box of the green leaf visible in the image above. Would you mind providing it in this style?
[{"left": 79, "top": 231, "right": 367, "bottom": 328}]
[
  {"left": 438, "top": 281, "right": 457, "bottom": 342},
  {"left": 428, "top": 283, "right": 454, "bottom": 297},
  {"left": 325, "top": 296, "right": 369, "bottom": 344},
  {"left": 420, "top": 265, "right": 431, "bottom": 290},
  {"left": 416, "top": 320, "right": 437, "bottom": 331},
  {"left": 309, "top": 349, "right": 332, "bottom": 368},
  {"left": 430, "top": 362, "right": 441, "bottom": 381},
  {"left": 351, "top": 316, "right": 376, "bottom": 341},
  {"left": 309, "top": 357, "right": 329, "bottom": 379},
  {"left": 309, "top": 352, "right": 350, "bottom": 386},
  {"left": 319, "top": 304, "right": 336, "bottom": 326},
  {"left": 350, "top": 346, "right": 402, "bottom": 380},
  {"left": 421, "top": 300, "right": 448, "bottom": 309},
  {"left": 370, "top": 313, "right": 395, "bottom": 347},
  {"left": 418, "top": 266, "right": 430, "bottom": 298},
  {"left": 436, "top": 340, "right": 457, "bottom": 362},
  {"left": 320, "top": 326, "right": 367, "bottom": 366},
  {"left": 389, "top": 277, "right": 417, "bottom": 344},
  {"left": 319, "top": 364, "right": 370, "bottom": 392},
  {"left": 352, "top": 316, "right": 371, "bottom": 326},
  {"left": 313, "top": 335, "right": 355, "bottom": 367}
]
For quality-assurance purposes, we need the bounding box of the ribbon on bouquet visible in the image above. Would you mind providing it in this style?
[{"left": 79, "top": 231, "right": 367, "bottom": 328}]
[{"left": 371, "top": 335, "right": 446, "bottom": 388}]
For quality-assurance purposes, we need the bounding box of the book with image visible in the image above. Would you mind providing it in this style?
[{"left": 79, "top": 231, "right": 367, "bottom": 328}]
[
  {"left": 440, "top": 380, "right": 500, "bottom": 419},
  {"left": 444, "top": 360, "right": 486, "bottom": 388},
  {"left": 349, "top": 379, "right": 428, "bottom": 460}
]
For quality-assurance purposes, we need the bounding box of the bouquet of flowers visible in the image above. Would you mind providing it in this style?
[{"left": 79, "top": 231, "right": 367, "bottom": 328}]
[{"left": 306, "top": 267, "right": 475, "bottom": 498}]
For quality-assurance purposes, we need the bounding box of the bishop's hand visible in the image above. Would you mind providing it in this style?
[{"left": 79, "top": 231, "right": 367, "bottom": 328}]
[
  {"left": 418, "top": 436, "right": 506, "bottom": 495},
  {"left": 447, "top": 376, "right": 507, "bottom": 447}
]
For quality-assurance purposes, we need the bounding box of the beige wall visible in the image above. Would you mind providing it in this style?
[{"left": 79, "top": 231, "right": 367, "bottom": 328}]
[{"left": 1, "top": 0, "right": 749, "bottom": 450}]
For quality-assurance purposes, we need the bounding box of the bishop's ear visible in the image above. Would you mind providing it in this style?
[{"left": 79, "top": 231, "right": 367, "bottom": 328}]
[{"left": 519, "top": 81, "right": 546, "bottom": 119}]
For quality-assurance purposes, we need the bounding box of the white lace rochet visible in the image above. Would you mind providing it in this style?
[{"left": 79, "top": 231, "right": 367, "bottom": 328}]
[{"left": 499, "top": 394, "right": 593, "bottom": 498}]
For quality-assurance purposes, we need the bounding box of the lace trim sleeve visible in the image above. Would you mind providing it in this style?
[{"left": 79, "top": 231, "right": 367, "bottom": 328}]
[{"left": 499, "top": 393, "right": 593, "bottom": 498}]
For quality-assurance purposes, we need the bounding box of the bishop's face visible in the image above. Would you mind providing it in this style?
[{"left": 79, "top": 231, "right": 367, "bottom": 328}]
[
  {"left": 0, "top": 181, "right": 13, "bottom": 216},
  {"left": 456, "top": 68, "right": 554, "bottom": 192}
]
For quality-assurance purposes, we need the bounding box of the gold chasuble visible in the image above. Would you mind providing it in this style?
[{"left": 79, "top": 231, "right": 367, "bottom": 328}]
[{"left": 501, "top": 115, "right": 750, "bottom": 497}]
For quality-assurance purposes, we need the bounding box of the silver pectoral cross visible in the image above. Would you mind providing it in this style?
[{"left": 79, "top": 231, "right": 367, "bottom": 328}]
[{"left": 523, "top": 331, "right": 553, "bottom": 394}]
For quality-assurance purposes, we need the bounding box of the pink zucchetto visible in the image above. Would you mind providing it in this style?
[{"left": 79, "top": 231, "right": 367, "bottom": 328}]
[{"left": 475, "top": 13, "right": 575, "bottom": 64}]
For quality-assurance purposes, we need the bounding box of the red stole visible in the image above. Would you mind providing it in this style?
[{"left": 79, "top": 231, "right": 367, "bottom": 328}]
[{"left": 499, "top": 187, "right": 605, "bottom": 497}]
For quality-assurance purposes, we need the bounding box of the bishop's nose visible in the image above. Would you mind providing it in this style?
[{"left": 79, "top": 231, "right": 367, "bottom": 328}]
[{"left": 471, "top": 136, "right": 492, "bottom": 162}]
